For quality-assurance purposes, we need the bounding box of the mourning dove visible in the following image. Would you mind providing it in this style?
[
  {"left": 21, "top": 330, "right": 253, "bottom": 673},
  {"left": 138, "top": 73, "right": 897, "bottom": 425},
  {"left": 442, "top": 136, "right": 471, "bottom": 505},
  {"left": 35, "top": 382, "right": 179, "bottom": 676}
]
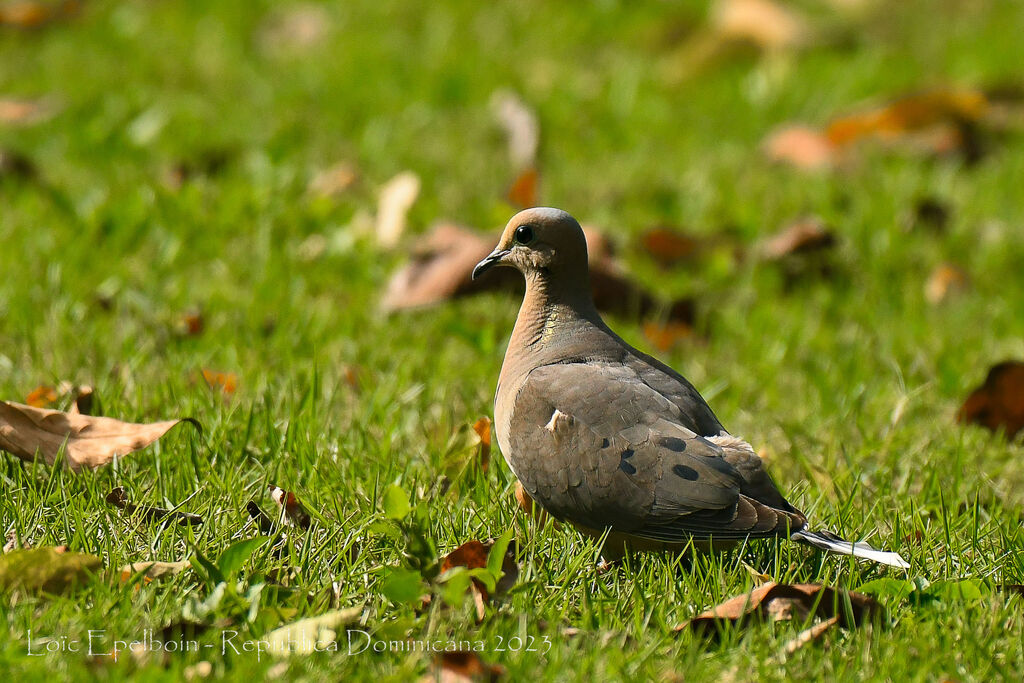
[{"left": 473, "top": 207, "right": 908, "bottom": 568}]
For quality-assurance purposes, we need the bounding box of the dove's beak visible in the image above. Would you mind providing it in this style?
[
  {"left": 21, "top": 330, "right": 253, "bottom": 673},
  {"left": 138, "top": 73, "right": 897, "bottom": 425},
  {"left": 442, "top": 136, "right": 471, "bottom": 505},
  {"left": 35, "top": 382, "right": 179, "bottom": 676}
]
[{"left": 472, "top": 248, "right": 511, "bottom": 280}]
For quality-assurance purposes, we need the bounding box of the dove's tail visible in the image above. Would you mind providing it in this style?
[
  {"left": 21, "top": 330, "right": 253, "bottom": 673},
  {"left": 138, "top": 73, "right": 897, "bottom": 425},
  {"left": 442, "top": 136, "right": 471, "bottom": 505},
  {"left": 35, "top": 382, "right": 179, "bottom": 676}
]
[{"left": 792, "top": 529, "right": 910, "bottom": 569}]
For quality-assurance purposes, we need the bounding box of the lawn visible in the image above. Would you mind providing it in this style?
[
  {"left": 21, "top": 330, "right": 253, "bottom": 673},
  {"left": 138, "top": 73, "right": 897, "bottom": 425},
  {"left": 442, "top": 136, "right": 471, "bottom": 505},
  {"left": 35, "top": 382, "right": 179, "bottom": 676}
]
[{"left": 2, "top": 0, "right": 1023, "bottom": 680}]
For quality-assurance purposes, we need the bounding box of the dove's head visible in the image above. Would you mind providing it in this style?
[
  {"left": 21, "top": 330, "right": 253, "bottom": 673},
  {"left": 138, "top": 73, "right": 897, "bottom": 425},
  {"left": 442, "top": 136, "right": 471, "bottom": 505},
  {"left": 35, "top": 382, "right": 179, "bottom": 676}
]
[{"left": 472, "top": 207, "right": 589, "bottom": 282}]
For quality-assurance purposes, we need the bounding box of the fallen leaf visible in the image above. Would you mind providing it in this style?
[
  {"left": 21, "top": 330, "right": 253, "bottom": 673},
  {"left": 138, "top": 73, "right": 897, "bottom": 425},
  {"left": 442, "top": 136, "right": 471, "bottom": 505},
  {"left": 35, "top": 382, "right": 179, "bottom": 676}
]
[
  {"left": 263, "top": 607, "right": 362, "bottom": 656},
  {"left": 425, "top": 650, "right": 506, "bottom": 683},
  {"left": 106, "top": 487, "right": 203, "bottom": 526},
  {"left": 0, "top": 148, "right": 36, "bottom": 179},
  {"left": 762, "top": 218, "right": 836, "bottom": 259},
  {"left": 201, "top": 369, "right": 237, "bottom": 396},
  {"left": 711, "top": 0, "right": 806, "bottom": 50},
  {"left": 506, "top": 167, "right": 539, "bottom": 208},
  {"left": 0, "top": 0, "right": 79, "bottom": 29},
  {"left": 269, "top": 485, "right": 312, "bottom": 529},
  {"left": 376, "top": 171, "right": 420, "bottom": 248},
  {"left": 925, "top": 263, "right": 969, "bottom": 304},
  {"left": 309, "top": 160, "right": 358, "bottom": 198},
  {"left": 643, "top": 321, "right": 696, "bottom": 352},
  {"left": 118, "top": 560, "right": 191, "bottom": 582},
  {"left": 472, "top": 417, "right": 491, "bottom": 471},
  {"left": 0, "top": 96, "right": 55, "bottom": 124},
  {"left": 958, "top": 361, "right": 1024, "bottom": 438},
  {"left": 440, "top": 537, "right": 518, "bottom": 602},
  {"left": 258, "top": 3, "right": 331, "bottom": 55},
  {"left": 763, "top": 125, "right": 837, "bottom": 170},
  {"left": 514, "top": 480, "right": 552, "bottom": 526},
  {"left": 675, "top": 582, "right": 882, "bottom": 637},
  {"left": 0, "top": 547, "right": 101, "bottom": 594},
  {"left": 491, "top": 89, "right": 539, "bottom": 170},
  {"left": 640, "top": 228, "right": 702, "bottom": 267},
  {"left": 826, "top": 90, "right": 987, "bottom": 147},
  {"left": 175, "top": 310, "right": 205, "bottom": 337},
  {"left": 25, "top": 385, "right": 57, "bottom": 408},
  {"left": 0, "top": 401, "right": 199, "bottom": 470}
]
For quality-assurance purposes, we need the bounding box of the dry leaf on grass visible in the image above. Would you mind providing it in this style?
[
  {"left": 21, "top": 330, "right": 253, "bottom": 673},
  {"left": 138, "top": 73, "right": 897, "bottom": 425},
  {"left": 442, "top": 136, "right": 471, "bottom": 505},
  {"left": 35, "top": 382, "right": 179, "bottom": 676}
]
[
  {"left": 0, "top": 96, "right": 56, "bottom": 125},
  {"left": 765, "top": 88, "right": 1007, "bottom": 169},
  {"left": 472, "top": 417, "right": 491, "bottom": 471},
  {"left": 711, "top": 0, "right": 807, "bottom": 50},
  {"left": 106, "top": 487, "right": 203, "bottom": 527},
  {"left": 24, "top": 382, "right": 93, "bottom": 413},
  {"left": 0, "top": 546, "right": 101, "bottom": 594},
  {"left": 506, "top": 167, "right": 539, "bottom": 208},
  {"left": 491, "top": 89, "right": 539, "bottom": 170},
  {"left": 761, "top": 218, "right": 836, "bottom": 259},
  {"left": 0, "top": 148, "right": 36, "bottom": 179},
  {"left": 643, "top": 321, "right": 697, "bottom": 352},
  {"left": 118, "top": 560, "right": 191, "bottom": 583},
  {"left": 309, "top": 161, "right": 358, "bottom": 198},
  {"left": 639, "top": 228, "right": 702, "bottom": 267},
  {"left": 958, "top": 361, "right": 1024, "bottom": 438},
  {"left": 925, "top": 263, "right": 969, "bottom": 304},
  {"left": 763, "top": 125, "right": 837, "bottom": 170},
  {"left": 269, "top": 485, "right": 312, "bottom": 529},
  {"left": 201, "top": 369, "right": 237, "bottom": 396},
  {"left": 513, "top": 480, "right": 552, "bottom": 526},
  {"left": 675, "top": 582, "right": 882, "bottom": 638},
  {"left": 0, "top": 0, "right": 79, "bottom": 29},
  {"left": 423, "top": 650, "right": 506, "bottom": 683},
  {"left": 0, "top": 401, "right": 200, "bottom": 470},
  {"left": 376, "top": 171, "right": 420, "bottom": 248}
]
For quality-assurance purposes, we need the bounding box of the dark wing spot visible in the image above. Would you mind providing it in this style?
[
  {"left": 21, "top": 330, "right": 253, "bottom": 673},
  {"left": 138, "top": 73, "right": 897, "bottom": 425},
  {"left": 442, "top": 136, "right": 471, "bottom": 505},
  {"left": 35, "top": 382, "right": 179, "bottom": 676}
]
[
  {"left": 619, "top": 460, "right": 637, "bottom": 475},
  {"left": 659, "top": 437, "right": 687, "bottom": 452},
  {"left": 601, "top": 438, "right": 610, "bottom": 449},
  {"left": 620, "top": 448, "right": 635, "bottom": 459},
  {"left": 672, "top": 464, "right": 699, "bottom": 481}
]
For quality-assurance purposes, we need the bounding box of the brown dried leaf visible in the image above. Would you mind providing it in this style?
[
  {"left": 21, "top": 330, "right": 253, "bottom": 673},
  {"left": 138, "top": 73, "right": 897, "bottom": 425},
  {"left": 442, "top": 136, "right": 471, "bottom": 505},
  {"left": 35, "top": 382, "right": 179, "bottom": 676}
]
[
  {"left": 763, "top": 125, "right": 837, "bottom": 170},
  {"left": 175, "top": 310, "right": 205, "bottom": 337},
  {"left": 269, "top": 485, "right": 312, "bottom": 529},
  {"left": 513, "top": 480, "right": 552, "bottom": 526},
  {"left": 376, "top": 171, "right": 420, "bottom": 248},
  {"left": 640, "top": 228, "right": 702, "bottom": 267},
  {"left": 0, "top": 96, "right": 55, "bottom": 125},
  {"left": 925, "top": 263, "right": 969, "bottom": 304},
  {"left": 425, "top": 650, "right": 506, "bottom": 683},
  {"left": 506, "top": 167, "right": 539, "bottom": 209},
  {"left": 491, "top": 89, "right": 539, "bottom": 170},
  {"left": 676, "top": 582, "right": 882, "bottom": 637},
  {"left": 958, "top": 361, "right": 1024, "bottom": 438},
  {"left": 118, "top": 560, "right": 191, "bottom": 583},
  {"left": 643, "top": 321, "right": 697, "bottom": 352},
  {"left": 106, "top": 487, "right": 203, "bottom": 526},
  {"left": 826, "top": 90, "right": 987, "bottom": 147},
  {"left": 472, "top": 417, "right": 491, "bottom": 471},
  {"left": 711, "top": 0, "right": 807, "bottom": 50},
  {"left": 0, "top": 0, "right": 79, "bottom": 29},
  {"left": 440, "top": 539, "right": 518, "bottom": 602},
  {"left": 0, "top": 401, "right": 199, "bottom": 470},
  {"left": 309, "top": 161, "right": 358, "bottom": 198},
  {"left": 762, "top": 218, "right": 836, "bottom": 259}
]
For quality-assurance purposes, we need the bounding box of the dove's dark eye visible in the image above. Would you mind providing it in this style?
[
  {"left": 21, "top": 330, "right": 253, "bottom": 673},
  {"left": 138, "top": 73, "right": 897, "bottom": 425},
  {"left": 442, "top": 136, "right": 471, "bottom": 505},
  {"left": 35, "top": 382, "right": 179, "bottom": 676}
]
[{"left": 514, "top": 225, "right": 535, "bottom": 245}]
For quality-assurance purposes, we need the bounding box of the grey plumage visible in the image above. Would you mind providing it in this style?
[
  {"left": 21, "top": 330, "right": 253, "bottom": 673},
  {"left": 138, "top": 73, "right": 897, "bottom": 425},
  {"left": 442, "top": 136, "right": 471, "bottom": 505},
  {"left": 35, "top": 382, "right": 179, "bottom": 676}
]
[{"left": 475, "top": 207, "right": 908, "bottom": 568}]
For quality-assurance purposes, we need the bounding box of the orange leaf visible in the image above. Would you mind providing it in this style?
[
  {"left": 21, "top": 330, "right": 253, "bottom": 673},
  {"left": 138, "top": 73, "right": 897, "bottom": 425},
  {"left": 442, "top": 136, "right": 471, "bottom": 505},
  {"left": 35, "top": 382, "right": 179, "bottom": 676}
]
[
  {"left": 472, "top": 417, "right": 491, "bottom": 471},
  {"left": 429, "top": 650, "right": 506, "bottom": 682},
  {"left": 643, "top": 321, "right": 696, "bottom": 352},
  {"left": 0, "top": 0, "right": 79, "bottom": 28},
  {"left": 763, "top": 125, "right": 837, "bottom": 170},
  {"left": 924, "top": 263, "right": 969, "bottom": 304},
  {"left": 201, "top": 369, "right": 237, "bottom": 396},
  {"left": 25, "top": 385, "right": 57, "bottom": 408},
  {"left": 507, "top": 168, "right": 538, "bottom": 208},
  {"left": 640, "top": 228, "right": 701, "bottom": 267},
  {"left": 440, "top": 538, "right": 518, "bottom": 603}
]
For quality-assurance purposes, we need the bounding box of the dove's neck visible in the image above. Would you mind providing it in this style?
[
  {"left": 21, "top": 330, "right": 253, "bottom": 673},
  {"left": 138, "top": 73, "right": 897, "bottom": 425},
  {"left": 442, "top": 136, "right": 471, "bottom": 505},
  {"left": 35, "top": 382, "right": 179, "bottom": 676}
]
[{"left": 500, "top": 271, "right": 607, "bottom": 384}]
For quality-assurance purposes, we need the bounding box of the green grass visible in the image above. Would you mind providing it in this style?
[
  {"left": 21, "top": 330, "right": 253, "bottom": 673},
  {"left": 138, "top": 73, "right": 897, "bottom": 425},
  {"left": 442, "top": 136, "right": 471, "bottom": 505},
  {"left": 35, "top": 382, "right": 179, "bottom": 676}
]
[{"left": 2, "top": 0, "right": 1024, "bottom": 679}]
